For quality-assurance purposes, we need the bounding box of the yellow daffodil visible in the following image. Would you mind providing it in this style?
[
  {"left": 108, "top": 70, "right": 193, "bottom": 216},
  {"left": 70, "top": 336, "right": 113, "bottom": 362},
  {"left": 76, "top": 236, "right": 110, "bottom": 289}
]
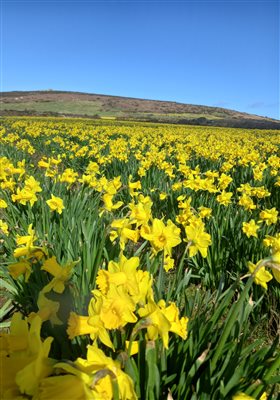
[
  {"left": 232, "top": 393, "right": 255, "bottom": 400},
  {"left": 8, "top": 260, "right": 32, "bottom": 282},
  {"left": 0, "top": 198, "right": 7, "bottom": 208},
  {"left": 259, "top": 207, "right": 278, "bottom": 225},
  {"left": 41, "top": 256, "right": 77, "bottom": 294},
  {"left": 216, "top": 191, "right": 233, "bottom": 206},
  {"left": 248, "top": 260, "right": 273, "bottom": 290},
  {"left": 0, "top": 219, "right": 9, "bottom": 235},
  {"left": 0, "top": 313, "right": 54, "bottom": 398},
  {"left": 110, "top": 218, "right": 139, "bottom": 250},
  {"left": 36, "top": 374, "right": 94, "bottom": 400},
  {"left": 141, "top": 218, "right": 181, "bottom": 256},
  {"left": 138, "top": 298, "right": 172, "bottom": 349},
  {"left": 99, "top": 285, "right": 138, "bottom": 330},
  {"left": 29, "top": 292, "right": 63, "bottom": 325},
  {"left": 242, "top": 220, "right": 260, "bottom": 238},
  {"left": 185, "top": 218, "right": 211, "bottom": 258},
  {"left": 101, "top": 193, "right": 123, "bottom": 213},
  {"left": 46, "top": 194, "right": 65, "bottom": 214},
  {"left": 238, "top": 194, "right": 256, "bottom": 210}
]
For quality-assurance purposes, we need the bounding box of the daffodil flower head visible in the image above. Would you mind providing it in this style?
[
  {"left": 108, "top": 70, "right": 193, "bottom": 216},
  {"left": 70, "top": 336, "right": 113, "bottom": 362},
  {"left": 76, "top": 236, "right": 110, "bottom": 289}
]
[
  {"left": 248, "top": 260, "right": 273, "bottom": 290},
  {"left": 185, "top": 218, "right": 211, "bottom": 258},
  {"left": 46, "top": 194, "right": 65, "bottom": 214}
]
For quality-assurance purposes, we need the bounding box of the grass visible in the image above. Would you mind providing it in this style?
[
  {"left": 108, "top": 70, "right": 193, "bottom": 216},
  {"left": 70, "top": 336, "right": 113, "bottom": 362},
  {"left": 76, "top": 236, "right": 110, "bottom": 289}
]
[
  {"left": 1, "top": 100, "right": 123, "bottom": 117},
  {"left": 1, "top": 101, "right": 224, "bottom": 120}
]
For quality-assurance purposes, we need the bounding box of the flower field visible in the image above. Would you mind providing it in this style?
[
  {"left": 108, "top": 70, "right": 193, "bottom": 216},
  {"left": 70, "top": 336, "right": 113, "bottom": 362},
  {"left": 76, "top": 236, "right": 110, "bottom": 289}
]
[{"left": 0, "top": 117, "right": 279, "bottom": 399}]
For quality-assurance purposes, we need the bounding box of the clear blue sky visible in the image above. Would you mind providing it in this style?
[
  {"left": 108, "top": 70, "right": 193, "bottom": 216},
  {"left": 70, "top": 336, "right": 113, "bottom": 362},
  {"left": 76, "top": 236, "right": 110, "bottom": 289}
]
[{"left": 1, "top": 0, "right": 279, "bottom": 119}]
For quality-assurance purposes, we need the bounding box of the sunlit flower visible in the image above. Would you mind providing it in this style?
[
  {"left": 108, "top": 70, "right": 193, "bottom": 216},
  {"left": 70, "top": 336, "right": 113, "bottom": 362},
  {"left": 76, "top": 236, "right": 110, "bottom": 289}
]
[
  {"left": 0, "top": 199, "right": 7, "bottom": 208},
  {"left": 248, "top": 260, "right": 273, "bottom": 290},
  {"left": 259, "top": 208, "right": 278, "bottom": 225},
  {"left": 46, "top": 194, "right": 65, "bottom": 214},
  {"left": 185, "top": 218, "right": 211, "bottom": 258},
  {"left": 242, "top": 219, "right": 260, "bottom": 238},
  {"left": 141, "top": 218, "right": 181, "bottom": 256}
]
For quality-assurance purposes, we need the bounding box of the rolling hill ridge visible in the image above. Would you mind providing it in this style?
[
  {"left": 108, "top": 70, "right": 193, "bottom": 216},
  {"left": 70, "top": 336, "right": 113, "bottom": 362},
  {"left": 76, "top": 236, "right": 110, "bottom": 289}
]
[{"left": 1, "top": 90, "right": 279, "bottom": 129}]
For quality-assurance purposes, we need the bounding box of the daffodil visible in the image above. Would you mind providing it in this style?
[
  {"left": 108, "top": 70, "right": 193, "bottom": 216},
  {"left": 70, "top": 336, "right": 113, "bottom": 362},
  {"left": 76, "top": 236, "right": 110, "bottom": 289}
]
[
  {"left": 242, "top": 220, "right": 260, "bottom": 238},
  {"left": 99, "top": 285, "right": 137, "bottom": 330},
  {"left": 101, "top": 193, "right": 123, "bottom": 213},
  {"left": 128, "top": 177, "right": 141, "bottom": 197},
  {"left": 8, "top": 260, "right": 32, "bottom": 281},
  {"left": 248, "top": 260, "right": 273, "bottom": 290},
  {"left": 46, "top": 194, "right": 65, "bottom": 214},
  {"left": 57, "top": 345, "right": 137, "bottom": 399},
  {"left": 24, "top": 175, "right": 42, "bottom": 193},
  {"left": 259, "top": 207, "right": 278, "bottom": 225},
  {"left": 216, "top": 191, "right": 233, "bottom": 206},
  {"left": 12, "top": 187, "right": 38, "bottom": 206},
  {"left": 138, "top": 298, "right": 171, "bottom": 349},
  {"left": 163, "top": 301, "right": 188, "bottom": 340},
  {"left": 232, "top": 393, "right": 254, "bottom": 400},
  {"left": 198, "top": 206, "right": 212, "bottom": 219},
  {"left": 185, "top": 218, "right": 211, "bottom": 258},
  {"left": 0, "top": 198, "right": 7, "bottom": 208},
  {"left": 0, "top": 219, "right": 9, "bottom": 235},
  {"left": 0, "top": 313, "right": 54, "bottom": 398},
  {"left": 263, "top": 233, "right": 280, "bottom": 283},
  {"left": 129, "top": 196, "right": 153, "bottom": 227},
  {"left": 36, "top": 374, "right": 94, "bottom": 400},
  {"left": 41, "top": 256, "right": 77, "bottom": 294},
  {"left": 67, "top": 294, "right": 114, "bottom": 349},
  {"left": 238, "top": 194, "right": 256, "bottom": 210},
  {"left": 110, "top": 218, "right": 139, "bottom": 250},
  {"left": 29, "top": 292, "right": 63, "bottom": 325},
  {"left": 141, "top": 218, "right": 181, "bottom": 256}
]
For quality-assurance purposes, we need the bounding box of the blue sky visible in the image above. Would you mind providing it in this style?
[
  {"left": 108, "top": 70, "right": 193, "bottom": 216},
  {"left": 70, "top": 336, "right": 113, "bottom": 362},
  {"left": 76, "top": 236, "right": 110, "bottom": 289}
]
[{"left": 1, "top": 0, "right": 279, "bottom": 119}]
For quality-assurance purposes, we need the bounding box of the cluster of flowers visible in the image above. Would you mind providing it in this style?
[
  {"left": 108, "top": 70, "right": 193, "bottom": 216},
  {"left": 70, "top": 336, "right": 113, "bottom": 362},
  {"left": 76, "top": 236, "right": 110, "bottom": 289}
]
[{"left": 2, "top": 227, "right": 188, "bottom": 399}]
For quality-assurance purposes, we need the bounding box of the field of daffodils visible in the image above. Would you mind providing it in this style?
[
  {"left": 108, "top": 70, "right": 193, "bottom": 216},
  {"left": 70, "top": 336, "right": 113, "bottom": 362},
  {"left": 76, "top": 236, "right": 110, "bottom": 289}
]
[{"left": 0, "top": 117, "right": 279, "bottom": 399}]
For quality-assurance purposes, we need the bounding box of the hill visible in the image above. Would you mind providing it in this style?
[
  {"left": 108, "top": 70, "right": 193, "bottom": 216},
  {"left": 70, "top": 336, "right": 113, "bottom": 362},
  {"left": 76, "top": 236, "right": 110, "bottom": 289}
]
[{"left": 1, "top": 90, "right": 279, "bottom": 129}]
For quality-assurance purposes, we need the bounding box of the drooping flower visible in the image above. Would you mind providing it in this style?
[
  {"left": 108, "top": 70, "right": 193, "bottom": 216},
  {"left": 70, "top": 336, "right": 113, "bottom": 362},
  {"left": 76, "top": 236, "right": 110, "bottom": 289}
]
[
  {"left": 101, "top": 193, "right": 123, "bottom": 214},
  {"left": 67, "top": 294, "right": 114, "bottom": 350},
  {"left": 238, "top": 194, "right": 256, "bottom": 211},
  {"left": 0, "top": 313, "right": 54, "bottom": 398},
  {"left": 138, "top": 298, "right": 172, "bottom": 349},
  {"left": 56, "top": 345, "right": 137, "bottom": 399},
  {"left": 12, "top": 187, "right": 38, "bottom": 206},
  {"left": 248, "top": 260, "right": 273, "bottom": 290},
  {"left": 28, "top": 292, "right": 63, "bottom": 325},
  {"left": 8, "top": 260, "right": 32, "bottom": 282},
  {"left": 36, "top": 374, "right": 94, "bottom": 400},
  {"left": 41, "top": 256, "right": 77, "bottom": 294},
  {"left": 110, "top": 218, "right": 139, "bottom": 250}
]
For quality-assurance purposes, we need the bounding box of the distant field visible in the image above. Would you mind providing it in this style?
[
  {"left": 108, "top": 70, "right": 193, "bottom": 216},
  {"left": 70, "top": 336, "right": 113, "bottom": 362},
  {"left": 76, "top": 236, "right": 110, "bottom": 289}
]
[
  {"left": 1, "top": 101, "right": 221, "bottom": 121},
  {"left": 0, "top": 100, "right": 121, "bottom": 117},
  {"left": 1, "top": 90, "right": 279, "bottom": 128}
]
